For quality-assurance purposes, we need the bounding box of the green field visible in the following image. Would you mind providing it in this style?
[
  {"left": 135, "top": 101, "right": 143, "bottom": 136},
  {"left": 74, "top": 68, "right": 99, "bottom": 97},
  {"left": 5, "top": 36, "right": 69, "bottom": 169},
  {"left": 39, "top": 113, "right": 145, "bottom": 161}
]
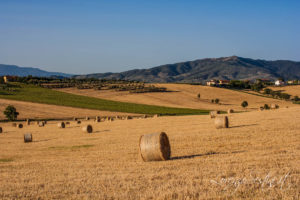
[{"left": 0, "top": 83, "right": 209, "bottom": 115}]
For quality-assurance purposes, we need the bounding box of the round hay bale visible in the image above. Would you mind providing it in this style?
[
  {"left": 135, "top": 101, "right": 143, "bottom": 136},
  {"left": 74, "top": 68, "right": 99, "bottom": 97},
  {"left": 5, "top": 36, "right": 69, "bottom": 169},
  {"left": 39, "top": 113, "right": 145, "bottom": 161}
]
[
  {"left": 227, "top": 109, "right": 234, "bottom": 114},
  {"left": 95, "top": 116, "right": 101, "bottom": 122},
  {"left": 73, "top": 117, "right": 78, "bottom": 121},
  {"left": 38, "top": 121, "right": 45, "bottom": 127},
  {"left": 18, "top": 124, "right": 23, "bottom": 129},
  {"left": 86, "top": 116, "right": 90, "bottom": 120},
  {"left": 210, "top": 111, "right": 220, "bottom": 118},
  {"left": 0, "top": 127, "right": 3, "bottom": 133},
  {"left": 271, "top": 104, "right": 279, "bottom": 109},
  {"left": 214, "top": 116, "right": 229, "bottom": 129},
  {"left": 259, "top": 107, "right": 264, "bottom": 111},
  {"left": 139, "top": 132, "right": 171, "bottom": 162},
  {"left": 12, "top": 123, "right": 17, "bottom": 127},
  {"left": 58, "top": 122, "right": 65, "bottom": 128},
  {"left": 77, "top": 120, "right": 81, "bottom": 124},
  {"left": 82, "top": 125, "right": 93, "bottom": 133},
  {"left": 24, "top": 133, "right": 32, "bottom": 143},
  {"left": 126, "top": 116, "right": 133, "bottom": 120}
]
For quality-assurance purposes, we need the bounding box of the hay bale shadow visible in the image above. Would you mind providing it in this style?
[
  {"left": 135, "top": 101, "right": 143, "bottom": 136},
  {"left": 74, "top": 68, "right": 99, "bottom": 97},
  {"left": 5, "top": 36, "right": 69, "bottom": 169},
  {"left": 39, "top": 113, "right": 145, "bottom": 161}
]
[
  {"left": 230, "top": 124, "right": 258, "bottom": 128},
  {"left": 171, "top": 151, "right": 219, "bottom": 160},
  {"left": 94, "top": 130, "right": 110, "bottom": 134},
  {"left": 33, "top": 138, "right": 58, "bottom": 143},
  {"left": 171, "top": 150, "right": 246, "bottom": 160}
]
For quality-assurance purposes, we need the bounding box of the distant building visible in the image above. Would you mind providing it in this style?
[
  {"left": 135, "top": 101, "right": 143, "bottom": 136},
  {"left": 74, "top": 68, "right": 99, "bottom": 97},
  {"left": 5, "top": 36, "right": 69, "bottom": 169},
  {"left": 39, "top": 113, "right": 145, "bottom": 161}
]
[
  {"left": 3, "top": 76, "right": 18, "bottom": 83},
  {"left": 206, "top": 80, "right": 217, "bottom": 86},
  {"left": 287, "top": 80, "right": 298, "bottom": 85},
  {"left": 219, "top": 80, "right": 230, "bottom": 85},
  {"left": 275, "top": 80, "right": 285, "bottom": 86}
]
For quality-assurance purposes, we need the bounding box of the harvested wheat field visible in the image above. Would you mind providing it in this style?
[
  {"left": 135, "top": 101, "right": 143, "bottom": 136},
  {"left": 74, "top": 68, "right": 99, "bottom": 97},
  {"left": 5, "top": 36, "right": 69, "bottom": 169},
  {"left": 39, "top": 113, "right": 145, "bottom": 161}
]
[
  {"left": 57, "top": 84, "right": 294, "bottom": 111},
  {"left": 269, "top": 85, "right": 300, "bottom": 97},
  {"left": 0, "top": 99, "right": 134, "bottom": 120},
  {"left": 0, "top": 107, "right": 299, "bottom": 199}
]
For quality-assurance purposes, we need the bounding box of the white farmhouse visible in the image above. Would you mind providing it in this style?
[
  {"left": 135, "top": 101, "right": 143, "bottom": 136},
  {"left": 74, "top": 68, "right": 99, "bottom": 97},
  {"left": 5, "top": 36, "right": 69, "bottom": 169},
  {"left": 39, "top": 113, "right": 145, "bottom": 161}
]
[{"left": 274, "top": 80, "right": 285, "bottom": 86}]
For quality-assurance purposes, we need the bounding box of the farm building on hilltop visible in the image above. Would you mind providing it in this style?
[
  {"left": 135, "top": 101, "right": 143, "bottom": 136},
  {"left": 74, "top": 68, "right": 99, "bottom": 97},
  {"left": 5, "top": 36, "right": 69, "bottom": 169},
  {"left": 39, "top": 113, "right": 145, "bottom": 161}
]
[
  {"left": 219, "top": 80, "right": 230, "bottom": 85},
  {"left": 206, "top": 80, "right": 218, "bottom": 86},
  {"left": 275, "top": 80, "right": 285, "bottom": 86},
  {"left": 3, "top": 76, "right": 18, "bottom": 83}
]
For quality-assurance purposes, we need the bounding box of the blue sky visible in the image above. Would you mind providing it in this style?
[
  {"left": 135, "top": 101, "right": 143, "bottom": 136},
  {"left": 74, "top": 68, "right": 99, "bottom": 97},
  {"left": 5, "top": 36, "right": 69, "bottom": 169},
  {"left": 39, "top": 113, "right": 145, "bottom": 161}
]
[{"left": 0, "top": 0, "right": 299, "bottom": 74}]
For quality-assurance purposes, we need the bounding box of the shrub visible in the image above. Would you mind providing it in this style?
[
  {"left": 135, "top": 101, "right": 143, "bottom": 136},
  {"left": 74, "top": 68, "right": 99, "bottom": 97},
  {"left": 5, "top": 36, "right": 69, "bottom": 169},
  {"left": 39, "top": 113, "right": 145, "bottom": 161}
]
[
  {"left": 241, "top": 101, "right": 248, "bottom": 108},
  {"left": 211, "top": 99, "right": 215, "bottom": 103},
  {"left": 4, "top": 105, "right": 19, "bottom": 121},
  {"left": 197, "top": 93, "right": 201, "bottom": 99},
  {"left": 263, "top": 88, "right": 272, "bottom": 95},
  {"left": 280, "top": 93, "right": 291, "bottom": 100},
  {"left": 251, "top": 83, "right": 264, "bottom": 92},
  {"left": 264, "top": 104, "right": 270, "bottom": 110}
]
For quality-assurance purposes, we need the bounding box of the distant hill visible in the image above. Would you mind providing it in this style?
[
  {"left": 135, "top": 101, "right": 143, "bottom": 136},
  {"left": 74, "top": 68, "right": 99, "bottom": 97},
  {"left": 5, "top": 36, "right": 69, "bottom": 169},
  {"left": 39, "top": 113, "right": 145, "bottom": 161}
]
[
  {"left": 75, "top": 56, "right": 300, "bottom": 83},
  {"left": 0, "top": 64, "right": 73, "bottom": 78}
]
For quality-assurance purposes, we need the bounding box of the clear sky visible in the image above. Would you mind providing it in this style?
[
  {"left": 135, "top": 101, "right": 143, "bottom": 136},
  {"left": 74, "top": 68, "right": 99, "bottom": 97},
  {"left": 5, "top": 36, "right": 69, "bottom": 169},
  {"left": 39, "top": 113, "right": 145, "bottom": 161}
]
[{"left": 0, "top": 0, "right": 300, "bottom": 74}]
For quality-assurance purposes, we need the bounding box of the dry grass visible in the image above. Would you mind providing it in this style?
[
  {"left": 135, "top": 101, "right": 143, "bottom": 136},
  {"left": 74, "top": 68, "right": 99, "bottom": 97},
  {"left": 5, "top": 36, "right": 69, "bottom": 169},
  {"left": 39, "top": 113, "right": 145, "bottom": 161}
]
[
  {"left": 0, "top": 107, "right": 299, "bottom": 199},
  {"left": 56, "top": 84, "right": 295, "bottom": 111},
  {"left": 0, "top": 99, "right": 135, "bottom": 120},
  {"left": 269, "top": 85, "right": 300, "bottom": 97}
]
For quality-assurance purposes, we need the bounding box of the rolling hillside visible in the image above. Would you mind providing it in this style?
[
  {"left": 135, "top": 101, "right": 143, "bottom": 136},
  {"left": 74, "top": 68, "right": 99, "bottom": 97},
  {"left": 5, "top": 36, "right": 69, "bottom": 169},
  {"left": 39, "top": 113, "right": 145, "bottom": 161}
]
[
  {"left": 56, "top": 84, "right": 295, "bottom": 111},
  {"left": 75, "top": 56, "right": 300, "bottom": 83}
]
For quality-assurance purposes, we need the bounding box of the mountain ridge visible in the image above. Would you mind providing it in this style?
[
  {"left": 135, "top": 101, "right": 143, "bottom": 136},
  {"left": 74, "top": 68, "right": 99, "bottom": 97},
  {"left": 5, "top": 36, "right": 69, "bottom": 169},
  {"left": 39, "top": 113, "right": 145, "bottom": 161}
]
[
  {"left": 75, "top": 56, "right": 300, "bottom": 82},
  {"left": 0, "top": 64, "right": 73, "bottom": 78},
  {"left": 2, "top": 56, "right": 300, "bottom": 82}
]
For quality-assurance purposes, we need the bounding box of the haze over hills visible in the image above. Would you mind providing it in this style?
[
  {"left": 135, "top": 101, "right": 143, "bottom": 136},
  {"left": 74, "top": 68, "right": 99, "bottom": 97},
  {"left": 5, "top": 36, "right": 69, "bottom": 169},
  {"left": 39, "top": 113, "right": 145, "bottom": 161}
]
[
  {"left": 2, "top": 56, "right": 300, "bottom": 82},
  {"left": 75, "top": 56, "right": 300, "bottom": 83},
  {"left": 0, "top": 64, "right": 73, "bottom": 78}
]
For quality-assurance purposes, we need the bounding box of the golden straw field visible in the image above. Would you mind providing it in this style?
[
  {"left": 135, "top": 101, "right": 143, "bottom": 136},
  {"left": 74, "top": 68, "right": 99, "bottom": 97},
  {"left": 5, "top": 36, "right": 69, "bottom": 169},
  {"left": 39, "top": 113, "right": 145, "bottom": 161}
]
[
  {"left": 269, "top": 85, "right": 300, "bottom": 97},
  {"left": 0, "top": 106, "right": 299, "bottom": 199},
  {"left": 0, "top": 98, "right": 134, "bottom": 120},
  {"left": 57, "top": 84, "right": 295, "bottom": 111}
]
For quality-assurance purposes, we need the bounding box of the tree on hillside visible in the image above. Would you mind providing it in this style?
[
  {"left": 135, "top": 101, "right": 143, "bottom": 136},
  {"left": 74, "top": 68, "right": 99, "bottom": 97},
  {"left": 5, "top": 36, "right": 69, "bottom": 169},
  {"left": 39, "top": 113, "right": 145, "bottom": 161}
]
[
  {"left": 280, "top": 93, "right": 291, "bottom": 100},
  {"left": 251, "top": 83, "right": 264, "bottom": 92},
  {"left": 0, "top": 77, "right": 5, "bottom": 84},
  {"left": 263, "top": 88, "right": 272, "bottom": 95},
  {"left": 241, "top": 101, "right": 248, "bottom": 108},
  {"left": 4, "top": 105, "right": 19, "bottom": 121}
]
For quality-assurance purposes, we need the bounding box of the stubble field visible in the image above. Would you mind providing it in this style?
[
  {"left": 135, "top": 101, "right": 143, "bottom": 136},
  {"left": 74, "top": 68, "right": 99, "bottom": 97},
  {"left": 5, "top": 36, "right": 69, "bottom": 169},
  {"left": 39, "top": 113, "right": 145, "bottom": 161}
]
[
  {"left": 0, "top": 98, "right": 134, "bottom": 120},
  {"left": 269, "top": 85, "right": 300, "bottom": 97},
  {"left": 57, "top": 84, "right": 295, "bottom": 111},
  {"left": 0, "top": 106, "right": 299, "bottom": 199}
]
